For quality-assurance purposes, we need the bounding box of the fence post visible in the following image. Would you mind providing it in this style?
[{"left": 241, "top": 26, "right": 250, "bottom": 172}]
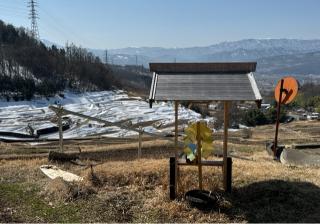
[
  {"left": 58, "top": 105, "right": 63, "bottom": 152},
  {"left": 138, "top": 126, "right": 142, "bottom": 158}
]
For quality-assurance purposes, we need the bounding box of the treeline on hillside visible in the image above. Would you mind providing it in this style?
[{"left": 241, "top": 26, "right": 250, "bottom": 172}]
[
  {"left": 187, "top": 101, "right": 287, "bottom": 128},
  {"left": 111, "top": 65, "right": 151, "bottom": 96},
  {"left": 263, "top": 82, "right": 320, "bottom": 112},
  {"left": 289, "top": 83, "right": 320, "bottom": 112},
  {"left": 0, "top": 20, "right": 118, "bottom": 101},
  {"left": 240, "top": 106, "right": 287, "bottom": 127},
  {"left": 240, "top": 82, "right": 320, "bottom": 127}
]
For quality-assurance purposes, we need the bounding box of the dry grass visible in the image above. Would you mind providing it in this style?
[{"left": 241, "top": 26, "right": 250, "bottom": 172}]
[
  {"left": 1, "top": 149, "right": 320, "bottom": 222},
  {"left": 252, "top": 120, "right": 320, "bottom": 142},
  {"left": 1, "top": 120, "right": 320, "bottom": 222}
]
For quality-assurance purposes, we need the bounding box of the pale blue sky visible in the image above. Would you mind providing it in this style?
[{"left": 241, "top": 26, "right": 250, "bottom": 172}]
[{"left": 0, "top": 0, "right": 319, "bottom": 49}]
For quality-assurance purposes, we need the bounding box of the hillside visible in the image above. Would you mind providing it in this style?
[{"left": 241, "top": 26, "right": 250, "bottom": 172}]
[
  {"left": 0, "top": 20, "right": 119, "bottom": 100},
  {"left": 257, "top": 51, "right": 320, "bottom": 74}
]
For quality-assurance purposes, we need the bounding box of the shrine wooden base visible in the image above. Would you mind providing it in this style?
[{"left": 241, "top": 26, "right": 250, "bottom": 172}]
[{"left": 169, "top": 157, "right": 232, "bottom": 199}]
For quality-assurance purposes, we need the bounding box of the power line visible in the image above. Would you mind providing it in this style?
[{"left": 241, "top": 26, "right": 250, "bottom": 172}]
[
  {"left": 27, "top": 0, "right": 39, "bottom": 39},
  {"left": 0, "top": 10, "right": 27, "bottom": 19},
  {"left": 0, "top": 4, "right": 28, "bottom": 13},
  {"left": 38, "top": 5, "right": 91, "bottom": 47},
  {"left": 0, "top": 1, "right": 28, "bottom": 10},
  {"left": 0, "top": 3, "right": 28, "bottom": 18}
]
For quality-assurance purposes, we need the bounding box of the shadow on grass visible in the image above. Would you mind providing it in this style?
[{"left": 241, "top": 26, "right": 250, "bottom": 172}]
[
  {"left": 226, "top": 180, "right": 320, "bottom": 223},
  {"left": 78, "top": 146, "right": 175, "bottom": 161}
]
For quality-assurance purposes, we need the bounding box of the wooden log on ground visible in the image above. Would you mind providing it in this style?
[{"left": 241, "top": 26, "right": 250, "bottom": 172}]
[
  {"left": 48, "top": 151, "right": 79, "bottom": 162},
  {"left": 292, "top": 143, "right": 320, "bottom": 150}
]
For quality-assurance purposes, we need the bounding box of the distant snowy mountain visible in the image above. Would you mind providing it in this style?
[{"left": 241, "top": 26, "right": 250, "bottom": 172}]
[
  {"left": 91, "top": 39, "right": 320, "bottom": 70},
  {"left": 109, "top": 39, "right": 320, "bottom": 57},
  {"left": 42, "top": 38, "right": 320, "bottom": 75}
]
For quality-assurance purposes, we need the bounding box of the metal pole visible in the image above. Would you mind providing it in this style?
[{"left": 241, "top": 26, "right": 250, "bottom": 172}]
[{"left": 274, "top": 79, "right": 284, "bottom": 158}]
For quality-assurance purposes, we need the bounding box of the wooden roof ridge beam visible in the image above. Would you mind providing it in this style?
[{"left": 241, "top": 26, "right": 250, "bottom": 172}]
[{"left": 149, "top": 62, "right": 257, "bottom": 74}]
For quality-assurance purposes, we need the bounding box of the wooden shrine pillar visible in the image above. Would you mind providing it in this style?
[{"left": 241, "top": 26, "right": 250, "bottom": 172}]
[
  {"left": 172, "top": 101, "right": 179, "bottom": 198},
  {"left": 223, "top": 101, "right": 230, "bottom": 191},
  {"left": 196, "top": 122, "right": 203, "bottom": 190}
]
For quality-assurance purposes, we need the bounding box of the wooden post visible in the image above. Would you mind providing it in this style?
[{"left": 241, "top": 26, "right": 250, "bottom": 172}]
[
  {"left": 174, "top": 101, "right": 179, "bottom": 198},
  {"left": 138, "top": 126, "right": 142, "bottom": 158},
  {"left": 58, "top": 105, "right": 63, "bottom": 152},
  {"left": 226, "top": 157, "right": 232, "bottom": 193},
  {"left": 175, "top": 101, "right": 179, "bottom": 158},
  {"left": 223, "top": 101, "right": 230, "bottom": 191},
  {"left": 196, "top": 121, "right": 203, "bottom": 190},
  {"left": 274, "top": 79, "right": 284, "bottom": 158},
  {"left": 169, "top": 157, "right": 176, "bottom": 200}
]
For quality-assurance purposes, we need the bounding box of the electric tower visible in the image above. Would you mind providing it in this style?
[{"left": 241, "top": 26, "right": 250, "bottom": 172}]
[{"left": 28, "top": 0, "right": 39, "bottom": 39}]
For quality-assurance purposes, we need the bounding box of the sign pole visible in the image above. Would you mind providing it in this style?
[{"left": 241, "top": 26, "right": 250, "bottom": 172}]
[{"left": 273, "top": 79, "right": 284, "bottom": 158}]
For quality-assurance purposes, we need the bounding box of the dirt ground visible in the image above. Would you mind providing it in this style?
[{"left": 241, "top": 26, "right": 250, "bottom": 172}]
[{"left": 0, "top": 120, "right": 320, "bottom": 222}]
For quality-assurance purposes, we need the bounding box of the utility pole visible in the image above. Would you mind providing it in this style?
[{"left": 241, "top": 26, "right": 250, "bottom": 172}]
[
  {"left": 105, "top": 49, "right": 108, "bottom": 64},
  {"left": 135, "top": 55, "right": 138, "bottom": 72},
  {"left": 28, "top": 0, "right": 40, "bottom": 39}
]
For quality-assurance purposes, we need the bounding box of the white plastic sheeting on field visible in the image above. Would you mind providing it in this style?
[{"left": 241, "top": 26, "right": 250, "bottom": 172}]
[{"left": 0, "top": 90, "right": 214, "bottom": 140}]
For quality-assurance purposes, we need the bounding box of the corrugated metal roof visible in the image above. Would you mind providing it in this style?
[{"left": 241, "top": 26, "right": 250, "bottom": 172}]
[{"left": 149, "top": 63, "right": 262, "bottom": 105}]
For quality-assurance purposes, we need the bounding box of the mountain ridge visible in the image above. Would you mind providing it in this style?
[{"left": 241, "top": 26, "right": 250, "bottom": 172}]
[{"left": 42, "top": 38, "right": 320, "bottom": 75}]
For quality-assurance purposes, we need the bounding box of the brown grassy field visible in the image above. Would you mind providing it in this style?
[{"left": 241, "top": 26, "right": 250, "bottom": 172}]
[{"left": 1, "top": 120, "right": 320, "bottom": 222}]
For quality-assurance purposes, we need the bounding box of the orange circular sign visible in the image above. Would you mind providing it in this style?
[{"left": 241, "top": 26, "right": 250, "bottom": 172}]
[{"left": 274, "top": 76, "right": 298, "bottom": 104}]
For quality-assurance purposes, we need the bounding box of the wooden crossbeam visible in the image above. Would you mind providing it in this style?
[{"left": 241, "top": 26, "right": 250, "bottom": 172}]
[{"left": 49, "top": 105, "right": 184, "bottom": 146}]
